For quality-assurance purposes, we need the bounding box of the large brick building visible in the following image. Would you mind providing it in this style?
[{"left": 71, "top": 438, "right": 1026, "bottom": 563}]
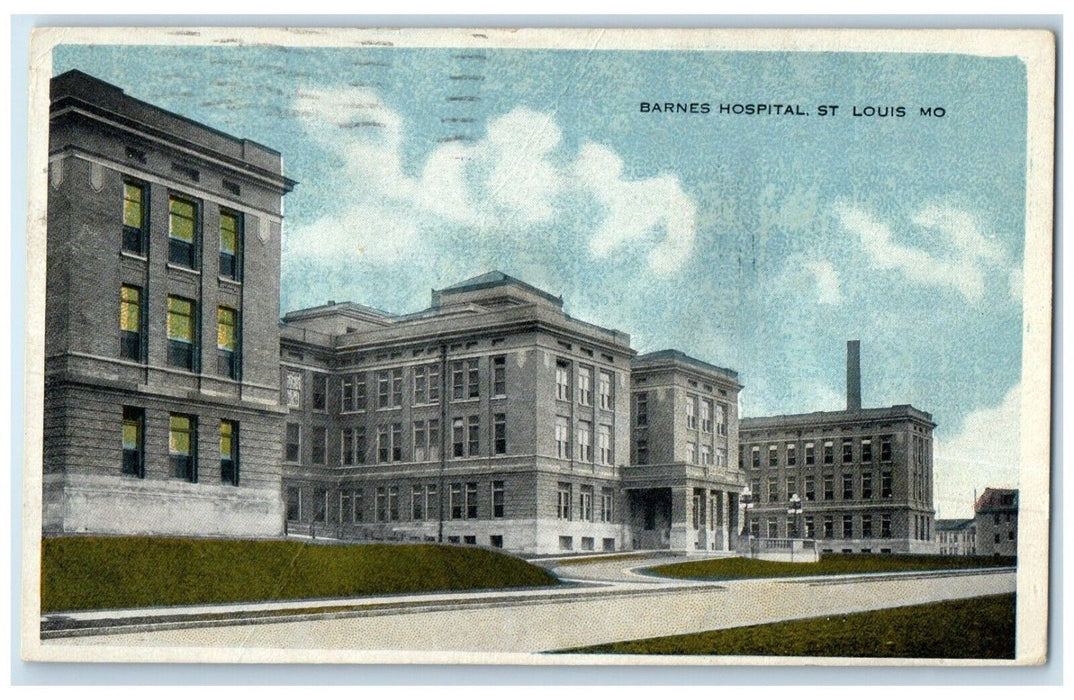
[
  {"left": 43, "top": 70, "right": 295, "bottom": 536},
  {"left": 738, "top": 342, "right": 938, "bottom": 554}
]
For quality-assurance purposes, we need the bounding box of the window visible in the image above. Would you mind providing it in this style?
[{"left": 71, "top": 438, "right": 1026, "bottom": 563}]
[
  {"left": 881, "top": 471, "right": 893, "bottom": 498},
  {"left": 120, "top": 285, "right": 145, "bottom": 362},
  {"left": 341, "top": 427, "right": 359, "bottom": 466},
  {"left": 698, "top": 444, "right": 712, "bottom": 466},
  {"left": 823, "top": 440, "right": 834, "bottom": 465},
  {"left": 635, "top": 392, "right": 648, "bottom": 426},
  {"left": 861, "top": 438, "right": 873, "bottom": 462},
  {"left": 467, "top": 415, "right": 480, "bottom": 456},
  {"left": 842, "top": 474, "right": 854, "bottom": 500},
  {"left": 413, "top": 363, "right": 440, "bottom": 404},
  {"left": 823, "top": 475, "right": 834, "bottom": 500},
  {"left": 376, "top": 487, "right": 388, "bottom": 522},
  {"left": 168, "top": 195, "right": 198, "bottom": 268},
  {"left": 577, "top": 367, "right": 592, "bottom": 405},
  {"left": 122, "top": 181, "right": 147, "bottom": 254},
  {"left": 285, "top": 371, "right": 302, "bottom": 408},
  {"left": 768, "top": 444, "right": 778, "bottom": 467},
  {"left": 862, "top": 473, "right": 873, "bottom": 500},
  {"left": 555, "top": 416, "right": 570, "bottom": 459},
  {"left": 786, "top": 443, "right": 797, "bottom": 466},
  {"left": 767, "top": 518, "right": 779, "bottom": 538},
  {"left": 286, "top": 487, "right": 301, "bottom": 521},
  {"left": 217, "top": 306, "right": 239, "bottom": 379},
  {"left": 881, "top": 435, "right": 893, "bottom": 462},
  {"left": 804, "top": 476, "right": 815, "bottom": 501},
  {"left": 218, "top": 209, "right": 242, "bottom": 280},
  {"left": 377, "top": 425, "right": 390, "bottom": 463},
  {"left": 687, "top": 441, "right": 698, "bottom": 464},
  {"left": 493, "top": 356, "right": 506, "bottom": 397},
  {"left": 751, "top": 446, "right": 760, "bottom": 468},
  {"left": 121, "top": 406, "right": 145, "bottom": 478},
  {"left": 881, "top": 514, "right": 892, "bottom": 538},
  {"left": 452, "top": 359, "right": 480, "bottom": 400},
  {"left": 700, "top": 399, "right": 713, "bottom": 433},
  {"left": 166, "top": 296, "right": 197, "bottom": 371},
  {"left": 805, "top": 442, "right": 815, "bottom": 465},
  {"left": 169, "top": 414, "right": 197, "bottom": 481},
  {"left": 768, "top": 476, "right": 778, "bottom": 503},
  {"left": 842, "top": 514, "right": 854, "bottom": 538},
  {"left": 342, "top": 376, "right": 355, "bottom": 412},
  {"left": 559, "top": 536, "right": 573, "bottom": 551},
  {"left": 580, "top": 485, "right": 594, "bottom": 521},
  {"left": 466, "top": 359, "right": 479, "bottom": 398},
  {"left": 388, "top": 486, "right": 399, "bottom": 521},
  {"left": 450, "top": 483, "right": 463, "bottom": 519},
  {"left": 557, "top": 483, "right": 572, "bottom": 520},
  {"left": 715, "top": 446, "right": 726, "bottom": 467},
  {"left": 494, "top": 413, "right": 507, "bottom": 455},
  {"left": 312, "top": 374, "right": 327, "bottom": 411},
  {"left": 466, "top": 482, "right": 478, "bottom": 519},
  {"left": 492, "top": 481, "right": 505, "bottom": 518},
  {"left": 636, "top": 438, "right": 648, "bottom": 465},
  {"left": 804, "top": 516, "right": 815, "bottom": 538},
  {"left": 413, "top": 421, "right": 427, "bottom": 462},
  {"left": 285, "top": 423, "right": 300, "bottom": 462},
  {"left": 715, "top": 403, "right": 727, "bottom": 436},
  {"left": 311, "top": 426, "right": 327, "bottom": 464},
  {"left": 452, "top": 417, "right": 465, "bottom": 458},
  {"left": 392, "top": 423, "right": 403, "bottom": 462},
  {"left": 340, "top": 489, "right": 363, "bottom": 523},
  {"left": 577, "top": 420, "right": 592, "bottom": 462},
  {"left": 377, "top": 371, "right": 390, "bottom": 408},
  {"left": 220, "top": 420, "right": 239, "bottom": 485},
  {"left": 842, "top": 439, "right": 853, "bottom": 463},
  {"left": 785, "top": 477, "right": 795, "bottom": 501},
  {"left": 391, "top": 368, "right": 404, "bottom": 407},
  {"left": 600, "top": 487, "right": 614, "bottom": 522},
  {"left": 862, "top": 515, "right": 873, "bottom": 538},
  {"left": 490, "top": 535, "right": 504, "bottom": 548},
  {"left": 686, "top": 395, "right": 698, "bottom": 429},
  {"left": 410, "top": 485, "right": 424, "bottom": 520},
  {"left": 599, "top": 371, "right": 614, "bottom": 410},
  {"left": 823, "top": 516, "right": 834, "bottom": 538}
]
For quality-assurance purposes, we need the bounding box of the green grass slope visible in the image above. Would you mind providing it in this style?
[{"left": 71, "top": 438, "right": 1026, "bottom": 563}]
[
  {"left": 648, "top": 554, "right": 1016, "bottom": 581},
  {"left": 41, "top": 536, "right": 559, "bottom": 612},
  {"left": 561, "top": 593, "right": 1016, "bottom": 658}
]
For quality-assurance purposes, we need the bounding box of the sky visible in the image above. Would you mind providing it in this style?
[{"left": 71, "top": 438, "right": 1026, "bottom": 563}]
[{"left": 53, "top": 42, "right": 1029, "bottom": 519}]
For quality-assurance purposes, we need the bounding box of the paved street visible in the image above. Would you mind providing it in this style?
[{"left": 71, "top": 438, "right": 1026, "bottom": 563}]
[{"left": 40, "top": 555, "right": 1015, "bottom": 659}]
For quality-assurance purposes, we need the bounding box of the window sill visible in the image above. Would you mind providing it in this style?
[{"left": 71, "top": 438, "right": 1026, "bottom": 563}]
[
  {"left": 120, "top": 251, "right": 148, "bottom": 262},
  {"left": 218, "top": 276, "right": 242, "bottom": 287},
  {"left": 166, "top": 263, "right": 202, "bottom": 276},
  {"left": 451, "top": 398, "right": 480, "bottom": 404}
]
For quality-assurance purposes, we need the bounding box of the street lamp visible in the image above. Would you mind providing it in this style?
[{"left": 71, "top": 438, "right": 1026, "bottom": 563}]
[
  {"left": 787, "top": 493, "right": 803, "bottom": 562},
  {"left": 741, "top": 487, "right": 754, "bottom": 559}
]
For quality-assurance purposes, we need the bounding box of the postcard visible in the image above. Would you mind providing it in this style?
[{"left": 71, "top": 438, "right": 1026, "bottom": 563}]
[{"left": 20, "top": 26, "right": 1054, "bottom": 666}]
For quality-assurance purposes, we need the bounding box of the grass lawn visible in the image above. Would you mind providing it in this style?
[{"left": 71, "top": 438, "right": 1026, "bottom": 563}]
[
  {"left": 647, "top": 554, "right": 1016, "bottom": 581},
  {"left": 41, "top": 536, "right": 559, "bottom": 612},
  {"left": 559, "top": 593, "right": 1016, "bottom": 658}
]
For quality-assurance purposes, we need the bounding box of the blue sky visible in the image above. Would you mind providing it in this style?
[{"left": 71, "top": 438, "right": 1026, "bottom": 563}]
[{"left": 53, "top": 44, "right": 1028, "bottom": 518}]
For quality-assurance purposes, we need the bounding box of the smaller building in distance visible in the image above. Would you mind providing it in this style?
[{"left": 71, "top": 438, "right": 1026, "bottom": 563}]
[
  {"left": 935, "top": 518, "right": 977, "bottom": 555},
  {"left": 973, "top": 487, "right": 1018, "bottom": 557},
  {"left": 738, "top": 341, "right": 937, "bottom": 554}
]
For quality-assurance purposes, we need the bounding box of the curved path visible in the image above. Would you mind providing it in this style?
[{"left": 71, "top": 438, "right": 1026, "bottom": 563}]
[{"left": 38, "top": 555, "right": 1016, "bottom": 661}]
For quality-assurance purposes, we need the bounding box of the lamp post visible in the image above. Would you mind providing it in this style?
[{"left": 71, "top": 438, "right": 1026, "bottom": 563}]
[
  {"left": 787, "top": 493, "right": 803, "bottom": 562},
  {"left": 741, "top": 487, "right": 754, "bottom": 559}
]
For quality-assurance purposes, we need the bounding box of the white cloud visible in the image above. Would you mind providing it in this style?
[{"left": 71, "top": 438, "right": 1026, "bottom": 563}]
[
  {"left": 933, "top": 382, "right": 1021, "bottom": 519},
  {"left": 804, "top": 260, "right": 842, "bottom": 305},
  {"left": 285, "top": 87, "right": 698, "bottom": 273},
  {"left": 836, "top": 203, "right": 1013, "bottom": 303}
]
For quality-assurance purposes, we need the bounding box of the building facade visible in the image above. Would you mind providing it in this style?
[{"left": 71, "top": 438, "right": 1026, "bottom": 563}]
[
  {"left": 43, "top": 70, "right": 295, "bottom": 536},
  {"left": 973, "top": 487, "right": 1018, "bottom": 557},
  {"left": 935, "top": 518, "right": 977, "bottom": 555},
  {"left": 738, "top": 342, "right": 938, "bottom": 554}
]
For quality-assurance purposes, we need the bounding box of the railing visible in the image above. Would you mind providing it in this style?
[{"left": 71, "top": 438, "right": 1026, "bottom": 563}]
[{"left": 737, "top": 537, "right": 820, "bottom": 561}]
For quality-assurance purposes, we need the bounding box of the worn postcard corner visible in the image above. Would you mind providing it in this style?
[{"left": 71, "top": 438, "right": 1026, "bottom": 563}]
[{"left": 21, "top": 26, "right": 1054, "bottom": 668}]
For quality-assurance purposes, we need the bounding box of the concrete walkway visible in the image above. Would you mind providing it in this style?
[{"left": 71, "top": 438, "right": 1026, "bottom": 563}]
[{"left": 40, "top": 555, "right": 1016, "bottom": 658}]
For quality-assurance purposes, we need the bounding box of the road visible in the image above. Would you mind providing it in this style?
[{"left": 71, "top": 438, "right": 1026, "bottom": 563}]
[{"left": 40, "top": 555, "right": 1015, "bottom": 659}]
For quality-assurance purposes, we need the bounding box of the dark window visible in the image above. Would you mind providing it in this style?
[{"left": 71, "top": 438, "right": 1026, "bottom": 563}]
[
  {"left": 881, "top": 471, "right": 893, "bottom": 498},
  {"left": 169, "top": 414, "right": 197, "bottom": 482},
  {"left": 168, "top": 195, "right": 198, "bottom": 268},
  {"left": 881, "top": 436, "right": 893, "bottom": 462},
  {"left": 120, "top": 285, "right": 145, "bottom": 362},
  {"left": 823, "top": 441, "right": 834, "bottom": 464},
  {"left": 823, "top": 475, "right": 834, "bottom": 500},
  {"left": 805, "top": 442, "right": 815, "bottom": 465},
  {"left": 494, "top": 413, "right": 506, "bottom": 455},
  {"left": 286, "top": 486, "right": 301, "bottom": 521},
  {"left": 217, "top": 306, "right": 239, "bottom": 379},
  {"left": 451, "top": 483, "right": 463, "bottom": 519},
  {"left": 467, "top": 415, "right": 480, "bottom": 456},
  {"left": 285, "top": 423, "right": 300, "bottom": 462},
  {"left": 842, "top": 514, "right": 853, "bottom": 538},
  {"left": 862, "top": 473, "right": 873, "bottom": 500},
  {"left": 312, "top": 374, "right": 327, "bottom": 411},
  {"left": 467, "top": 359, "right": 480, "bottom": 398},
  {"left": 452, "top": 418, "right": 464, "bottom": 458},
  {"left": 166, "top": 296, "right": 197, "bottom": 371},
  {"left": 391, "top": 423, "right": 403, "bottom": 462},
  {"left": 493, "top": 355, "right": 506, "bottom": 396},
  {"left": 842, "top": 474, "right": 854, "bottom": 500},
  {"left": 220, "top": 420, "right": 239, "bottom": 485},
  {"left": 861, "top": 439, "right": 873, "bottom": 462},
  {"left": 122, "top": 182, "right": 147, "bottom": 254},
  {"left": 121, "top": 406, "right": 145, "bottom": 478},
  {"left": 466, "top": 482, "right": 478, "bottom": 519},
  {"left": 862, "top": 515, "right": 873, "bottom": 538},
  {"left": 804, "top": 477, "right": 815, "bottom": 501},
  {"left": 751, "top": 446, "right": 760, "bottom": 468},
  {"left": 635, "top": 392, "right": 648, "bottom": 426},
  {"left": 311, "top": 426, "right": 327, "bottom": 464},
  {"left": 218, "top": 209, "right": 242, "bottom": 281},
  {"left": 492, "top": 481, "right": 505, "bottom": 518}
]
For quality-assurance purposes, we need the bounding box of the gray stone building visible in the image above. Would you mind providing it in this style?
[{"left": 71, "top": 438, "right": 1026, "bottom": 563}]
[
  {"left": 738, "top": 342, "right": 938, "bottom": 554},
  {"left": 973, "top": 487, "right": 1018, "bottom": 557},
  {"left": 276, "top": 273, "right": 744, "bottom": 554},
  {"left": 43, "top": 70, "right": 296, "bottom": 536},
  {"left": 936, "top": 518, "right": 977, "bottom": 555}
]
